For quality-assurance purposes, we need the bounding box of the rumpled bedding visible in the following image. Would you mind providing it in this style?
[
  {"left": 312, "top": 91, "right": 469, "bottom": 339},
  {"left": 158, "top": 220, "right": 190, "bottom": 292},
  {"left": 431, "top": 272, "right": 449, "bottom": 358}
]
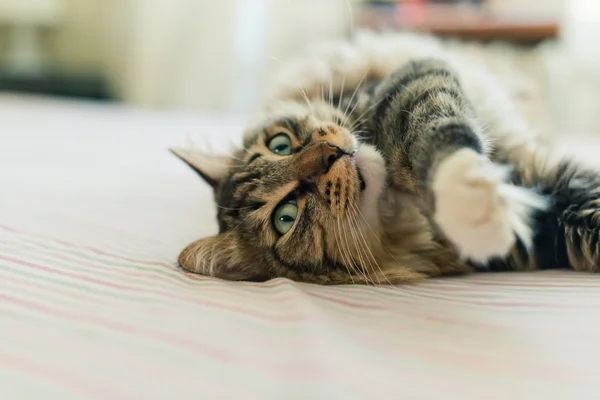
[{"left": 1, "top": 95, "right": 599, "bottom": 399}]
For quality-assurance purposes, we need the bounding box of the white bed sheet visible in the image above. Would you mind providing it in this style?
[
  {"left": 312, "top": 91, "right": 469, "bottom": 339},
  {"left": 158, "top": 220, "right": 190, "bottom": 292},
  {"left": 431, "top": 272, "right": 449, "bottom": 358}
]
[{"left": 1, "top": 94, "right": 600, "bottom": 400}]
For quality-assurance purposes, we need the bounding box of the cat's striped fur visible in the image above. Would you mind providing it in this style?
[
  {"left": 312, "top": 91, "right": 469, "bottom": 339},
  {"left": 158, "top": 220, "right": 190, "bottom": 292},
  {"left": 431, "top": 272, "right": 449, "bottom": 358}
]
[{"left": 172, "top": 33, "right": 600, "bottom": 284}]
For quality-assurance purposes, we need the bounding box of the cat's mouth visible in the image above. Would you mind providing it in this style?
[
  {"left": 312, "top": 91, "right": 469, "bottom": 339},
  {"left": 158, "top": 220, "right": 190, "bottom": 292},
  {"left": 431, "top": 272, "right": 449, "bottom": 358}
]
[
  {"left": 350, "top": 143, "right": 387, "bottom": 214},
  {"left": 348, "top": 139, "right": 366, "bottom": 193},
  {"left": 356, "top": 165, "right": 366, "bottom": 192},
  {"left": 350, "top": 149, "right": 366, "bottom": 193}
]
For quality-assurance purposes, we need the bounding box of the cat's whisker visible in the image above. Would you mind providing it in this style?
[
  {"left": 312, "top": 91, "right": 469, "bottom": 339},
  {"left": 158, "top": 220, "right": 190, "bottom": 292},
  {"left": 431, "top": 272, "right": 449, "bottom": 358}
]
[
  {"left": 338, "top": 74, "right": 347, "bottom": 112},
  {"left": 350, "top": 130, "right": 368, "bottom": 138},
  {"left": 350, "top": 219, "right": 376, "bottom": 286},
  {"left": 332, "top": 77, "right": 360, "bottom": 133},
  {"left": 344, "top": 209, "right": 371, "bottom": 285},
  {"left": 321, "top": 85, "right": 339, "bottom": 129},
  {"left": 335, "top": 73, "right": 353, "bottom": 131},
  {"left": 297, "top": 86, "right": 318, "bottom": 125},
  {"left": 348, "top": 201, "right": 392, "bottom": 286},
  {"left": 267, "top": 55, "right": 284, "bottom": 65},
  {"left": 350, "top": 200, "right": 404, "bottom": 287},
  {"left": 319, "top": 84, "right": 327, "bottom": 118},
  {"left": 318, "top": 82, "right": 335, "bottom": 128},
  {"left": 343, "top": 64, "right": 369, "bottom": 114},
  {"left": 346, "top": 70, "right": 380, "bottom": 129},
  {"left": 334, "top": 216, "right": 357, "bottom": 283},
  {"left": 346, "top": 206, "right": 374, "bottom": 278},
  {"left": 337, "top": 214, "right": 365, "bottom": 284},
  {"left": 328, "top": 61, "right": 334, "bottom": 112},
  {"left": 333, "top": 222, "right": 355, "bottom": 284},
  {"left": 343, "top": 76, "right": 369, "bottom": 123},
  {"left": 347, "top": 98, "right": 383, "bottom": 133},
  {"left": 345, "top": 203, "right": 378, "bottom": 285},
  {"left": 340, "top": 70, "right": 370, "bottom": 131},
  {"left": 337, "top": 216, "right": 361, "bottom": 282},
  {"left": 337, "top": 201, "right": 372, "bottom": 286},
  {"left": 327, "top": 62, "right": 348, "bottom": 129}
]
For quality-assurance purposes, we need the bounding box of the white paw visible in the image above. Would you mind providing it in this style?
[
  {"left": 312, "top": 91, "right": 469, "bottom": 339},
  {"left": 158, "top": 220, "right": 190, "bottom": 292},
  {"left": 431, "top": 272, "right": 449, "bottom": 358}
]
[{"left": 432, "top": 149, "right": 547, "bottom": 263}]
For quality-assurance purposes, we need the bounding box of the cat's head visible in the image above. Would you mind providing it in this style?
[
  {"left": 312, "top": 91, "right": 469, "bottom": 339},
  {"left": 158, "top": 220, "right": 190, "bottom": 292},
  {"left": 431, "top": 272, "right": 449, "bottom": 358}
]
[{"left": 171, "top": 99, "right": 391, "bottom": 284}]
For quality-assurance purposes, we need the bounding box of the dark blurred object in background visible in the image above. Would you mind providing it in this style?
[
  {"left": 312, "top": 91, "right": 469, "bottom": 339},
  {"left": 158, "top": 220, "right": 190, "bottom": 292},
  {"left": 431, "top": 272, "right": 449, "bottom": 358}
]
[
  {"left": 0, "top": 71, "right": 113, "bottom": 100},
  {"left": 355, "top": 0, "right": 560, "bottom": 44},
  {"left": 0, "top": 0, "right": 114, "bottom": 100}
]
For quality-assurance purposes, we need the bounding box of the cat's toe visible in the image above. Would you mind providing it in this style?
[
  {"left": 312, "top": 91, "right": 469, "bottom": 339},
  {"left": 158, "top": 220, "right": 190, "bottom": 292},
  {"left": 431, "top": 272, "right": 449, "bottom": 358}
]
[{"left": 432, "top": 148, "right": 546, "bottom": 263}]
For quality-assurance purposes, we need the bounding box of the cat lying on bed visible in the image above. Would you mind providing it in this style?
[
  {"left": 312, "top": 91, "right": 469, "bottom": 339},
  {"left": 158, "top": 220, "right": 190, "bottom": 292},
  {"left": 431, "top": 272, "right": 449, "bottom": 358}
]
[{"left": 171, "top": 32, "right": 600, "bottom": 284}]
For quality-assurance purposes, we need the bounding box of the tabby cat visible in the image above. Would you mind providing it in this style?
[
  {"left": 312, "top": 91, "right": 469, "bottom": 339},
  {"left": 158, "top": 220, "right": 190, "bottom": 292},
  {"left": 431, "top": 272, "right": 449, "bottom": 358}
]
[{"left": 171, "top": 32, "right": 600, "bottom": 284}]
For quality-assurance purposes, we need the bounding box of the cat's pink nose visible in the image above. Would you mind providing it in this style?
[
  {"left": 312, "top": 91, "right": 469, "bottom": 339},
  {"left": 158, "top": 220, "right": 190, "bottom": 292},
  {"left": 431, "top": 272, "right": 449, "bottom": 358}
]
[{"left": 295, "top": 142, "right": 345, "bottom": 178}]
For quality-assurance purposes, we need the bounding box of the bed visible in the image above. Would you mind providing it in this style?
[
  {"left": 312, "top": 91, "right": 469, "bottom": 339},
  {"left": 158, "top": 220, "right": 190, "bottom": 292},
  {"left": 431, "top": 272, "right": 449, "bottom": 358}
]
[{"left": 1, "top": 94, "right": 599, "bottom": 399}]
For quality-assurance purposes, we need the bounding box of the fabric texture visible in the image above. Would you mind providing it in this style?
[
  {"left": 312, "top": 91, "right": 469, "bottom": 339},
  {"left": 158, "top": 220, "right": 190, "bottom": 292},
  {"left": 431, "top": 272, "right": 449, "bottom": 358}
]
[{"left": 1, "top": 94, "right": 599, "bottom": 399}]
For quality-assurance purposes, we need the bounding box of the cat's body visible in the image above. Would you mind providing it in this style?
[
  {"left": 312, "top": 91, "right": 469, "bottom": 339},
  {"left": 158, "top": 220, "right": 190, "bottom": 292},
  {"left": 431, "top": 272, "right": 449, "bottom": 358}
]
[{"left": 171, "top": 32, "right": 600, "bottom": 284}]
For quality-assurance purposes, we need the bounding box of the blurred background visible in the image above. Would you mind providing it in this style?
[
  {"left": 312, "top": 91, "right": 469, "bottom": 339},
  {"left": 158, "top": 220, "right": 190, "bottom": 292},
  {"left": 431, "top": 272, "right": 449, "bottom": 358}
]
[{"left": 0, "top": 0, "right": 599, "bottom": 132}]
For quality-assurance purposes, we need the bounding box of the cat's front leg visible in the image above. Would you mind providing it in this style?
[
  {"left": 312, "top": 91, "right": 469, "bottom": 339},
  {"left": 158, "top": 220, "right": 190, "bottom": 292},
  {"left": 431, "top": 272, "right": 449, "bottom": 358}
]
[{"left": 367, "top": 58, "right": 546, "bottom": 263}]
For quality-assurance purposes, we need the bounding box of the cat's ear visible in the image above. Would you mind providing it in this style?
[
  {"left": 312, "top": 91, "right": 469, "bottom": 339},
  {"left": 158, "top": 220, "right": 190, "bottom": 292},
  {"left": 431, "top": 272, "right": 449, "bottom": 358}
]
[
  {"left": 169, "top": 147, "right": 232, "bottom": 189},
  {"left": 177, "top": 233, "right": 267, "bottom": 281}
]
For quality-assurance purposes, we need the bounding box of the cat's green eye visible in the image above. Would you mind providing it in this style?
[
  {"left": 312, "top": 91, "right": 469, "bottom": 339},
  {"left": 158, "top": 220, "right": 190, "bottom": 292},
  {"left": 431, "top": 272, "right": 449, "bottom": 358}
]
[
  {"left": 268, "top": 133, "right": 292, "bottom": 156},
  {"left": 273, "top": 199, "right": 298, "bottom": 235}
]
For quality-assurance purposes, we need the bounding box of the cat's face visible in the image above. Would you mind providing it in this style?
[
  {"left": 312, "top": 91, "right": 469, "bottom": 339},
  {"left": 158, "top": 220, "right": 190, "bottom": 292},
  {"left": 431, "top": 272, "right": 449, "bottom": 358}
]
[{"left": 172, "top": 100, "right": 387, "bottom": 283}]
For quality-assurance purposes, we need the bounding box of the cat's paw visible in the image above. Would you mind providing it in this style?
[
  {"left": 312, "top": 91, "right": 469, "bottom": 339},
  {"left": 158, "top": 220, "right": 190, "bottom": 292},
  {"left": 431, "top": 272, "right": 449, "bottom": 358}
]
[{"left": 432, "top": 148, "right": 546, "bottom": 263}]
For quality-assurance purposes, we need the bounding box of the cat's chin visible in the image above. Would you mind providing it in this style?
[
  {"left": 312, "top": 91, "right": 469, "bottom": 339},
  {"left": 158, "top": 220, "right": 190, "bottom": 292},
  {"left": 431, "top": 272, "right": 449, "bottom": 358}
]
[{"left": 353, "top": 143, "right": 386, "bottom": 220}]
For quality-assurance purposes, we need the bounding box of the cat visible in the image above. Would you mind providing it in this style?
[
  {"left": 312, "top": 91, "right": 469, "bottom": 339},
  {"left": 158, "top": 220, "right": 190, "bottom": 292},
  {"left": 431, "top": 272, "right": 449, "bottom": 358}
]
[{"left": 170, "top": 32, "right": 600, "bottom": 284}]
